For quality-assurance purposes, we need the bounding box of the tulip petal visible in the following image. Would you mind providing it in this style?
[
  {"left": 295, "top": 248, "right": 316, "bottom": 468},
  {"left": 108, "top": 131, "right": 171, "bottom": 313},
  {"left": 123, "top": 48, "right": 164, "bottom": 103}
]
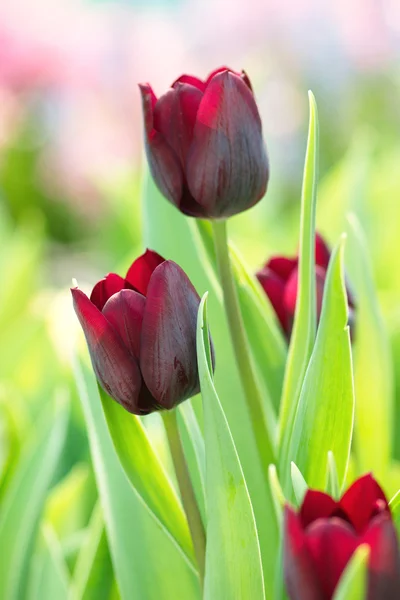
[
  {"left": 154, "top": 83, "right": 203, "bottom": 166},
  {"left": 140, "top": 261, "right": 201, "bottom": 408},
  {"left": 186, "top": 70, "right": 268, "bottom": 218},
  {"left": 267, "top": 256, "right": 298, "bottom": 280},
  {"left": 139, "top": 83, "right": 184, "bottom": 208},
  {"left": 256, "top": 267, "right": 288, "bottom": 334},
  {"left": 125, "top": 249, "right": 165, "bottom": 296},
  {"left": 172, "top": 74, "right": 206, "bottom": 92},
  {"left": 363, "top": 514, "right": 400, "bottom": 600},
  {"left": 283, "top": 267, "right": 299, "bottom": 319},
  {"left": 283, "top": 507, "right": 324, "bottom": 600},
  {"left": 102, "top": 289, "right": 146, "bottom": 358},
  {"left": 300, "top": 490, "right": 338, "bottom": 529},
  {"left": 315, "top": 234, "right": 331, "bottom": 269},
  {"left": 90, "top": 273, "right": 127, "bottom": 311},
  {"left": 72, "top": 288, "right": 143, "bottom": 414},
  {"left": 339, "top": 474, "right": 389, "bottom": 534},
  {"left": 306, "top": 517, "right": 358, "bottom": 598}
]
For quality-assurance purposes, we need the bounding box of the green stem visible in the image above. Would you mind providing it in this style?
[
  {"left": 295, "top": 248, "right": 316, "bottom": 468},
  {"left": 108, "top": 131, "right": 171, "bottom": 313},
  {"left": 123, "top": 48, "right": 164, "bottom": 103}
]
[
  {"left": 162, "top": 410, "right": 206, "bottom": 586},
  {"left": 211, "top": 219, "right": 276, "bottom": 472}
]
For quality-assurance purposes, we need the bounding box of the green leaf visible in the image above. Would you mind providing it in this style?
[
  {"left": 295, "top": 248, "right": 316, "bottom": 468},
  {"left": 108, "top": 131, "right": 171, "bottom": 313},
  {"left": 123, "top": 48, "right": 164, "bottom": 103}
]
[
  {"left": 268, "top": 465, "right": 285, "bottom": 527},
  {"left": 178, "top": 401, "right": 206, "bottom": 524},
  {"left": 326, "top": 451, "right": 340, "bottom": 499},
  {"left": 74, "top": 355, "right": 200, "bottom": 600},
  {"left": 197, "top": 294, "right": 265, "bottom": 600},
  {"left": 100, "top": 386, "right": 195, "bottom": 565},
  {"left": 332, "top": 544, "right": 369, "bottom": 600},
  {"left": 28, "top": 525, "right": 70, "bottom": 600},
  {"left": 0, "top": 396, "right": 69, "bottom": 600},
  {"left": 142, "top": 171, "right": 279, "bottom": 597},
  {"left": 346, "top": 215, "right": 394, "bottom": 482},
  {"left": 70, "top": 502, "right": 116, "bottom": 600},
  {"left": 287, "top": 237, "right": 354, "bottom": 492},
  {"left": 278, "top": 92, "right": 319, "bottom": 484},
  {"left": 389, "top": 489, "right": 400, "bottom": 536},
  {"left": 290, "top": 463, "right": 308, "bottom": 506}
]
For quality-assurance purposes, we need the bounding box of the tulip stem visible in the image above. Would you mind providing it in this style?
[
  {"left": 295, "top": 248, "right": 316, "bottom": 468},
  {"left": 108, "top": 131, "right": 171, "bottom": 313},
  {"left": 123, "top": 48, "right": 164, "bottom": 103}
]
[
  {"left": 211, "top": 219, "right": 276, "bottom": 471},
  {"left": 162, "top": 409, "right": 206, "bottom": 586}
]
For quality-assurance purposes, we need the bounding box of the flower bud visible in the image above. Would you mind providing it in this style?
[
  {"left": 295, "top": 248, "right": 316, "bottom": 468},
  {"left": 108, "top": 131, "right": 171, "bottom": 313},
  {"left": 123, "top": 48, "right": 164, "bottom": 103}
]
[
  {"left": 72, "top": 250, "right": 214, "bottom": 414},
  {"left": 139, "top": 66, "right": 269, "bottom": 219},
  {"left": 284, "top": 474, "right": 400, "bottom": 599}
]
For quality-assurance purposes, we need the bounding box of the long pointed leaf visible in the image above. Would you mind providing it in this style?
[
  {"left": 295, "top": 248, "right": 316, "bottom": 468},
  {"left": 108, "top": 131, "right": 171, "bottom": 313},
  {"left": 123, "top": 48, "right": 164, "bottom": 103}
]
[
  {"left": 74, "top": 355, "right": 200, "bottom": 600},
  {"left": 197, "top": 294, "right": 265, "bottom": 600},
  {"left": 287, "top": 237, "right": 354, "bottom": 492},
  {"left": 278, "top": 92, "right": 319, "bottom": 478},
  {"left": 100, "top": 387, "right": 195, "bottom": 564}
]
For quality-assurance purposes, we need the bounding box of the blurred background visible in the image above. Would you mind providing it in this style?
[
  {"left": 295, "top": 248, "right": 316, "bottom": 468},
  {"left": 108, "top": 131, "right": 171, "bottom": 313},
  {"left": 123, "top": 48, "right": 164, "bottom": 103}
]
[{"left": 1, "top": 0, "right": 400, "bottom": 593}]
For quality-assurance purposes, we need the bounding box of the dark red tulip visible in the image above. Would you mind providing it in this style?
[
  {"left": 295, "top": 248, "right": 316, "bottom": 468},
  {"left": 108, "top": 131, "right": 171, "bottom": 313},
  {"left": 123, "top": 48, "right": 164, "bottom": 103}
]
[
  {"left": 72, "top": 250, "right": 213, "bottom": 414},
  {"left": 256, "top": 234, "right": 355, "bottom": 339},
  {"left": 139, "top": 66, "right": 269, "bottom": 219},
  {"left": 284, "top": 474, "right": 400, "bottom": 600}
]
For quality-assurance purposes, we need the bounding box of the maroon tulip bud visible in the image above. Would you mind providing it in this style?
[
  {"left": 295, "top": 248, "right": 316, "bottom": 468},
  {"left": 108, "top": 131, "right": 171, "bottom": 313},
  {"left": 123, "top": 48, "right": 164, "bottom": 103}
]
[
  {"left": 139, "top": 66, "right": 269, "bottom": 219},
  {"left": 72, "top": 250, "right": 214, "bottom": 414},
  {"left": 256, "top": 234, "right": 355, "bottom": 339},
  {"left": 284, "top": 474, "right": 400, "bottom": 600}
]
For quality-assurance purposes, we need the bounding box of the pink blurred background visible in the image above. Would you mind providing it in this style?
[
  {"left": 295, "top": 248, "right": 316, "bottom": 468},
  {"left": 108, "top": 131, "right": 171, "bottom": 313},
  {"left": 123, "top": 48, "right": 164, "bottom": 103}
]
[{"left": 1, "top": 0, "right": 399, "bottom": 223}]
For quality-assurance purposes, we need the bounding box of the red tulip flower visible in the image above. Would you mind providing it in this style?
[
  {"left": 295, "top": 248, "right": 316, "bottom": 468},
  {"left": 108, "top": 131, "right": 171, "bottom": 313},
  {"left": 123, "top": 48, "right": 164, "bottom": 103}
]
[
  {"left": 284, "top": 474, "right": 400, "bottom": 600},
  {"left": 72, "top": 250, "right": 211, "bottom": 414},
  {"left": 139, "top": 66, "right": 269, "bottom": 219},
  {"left": 256, "top": 234, "right": 355, "bottom": 339}
]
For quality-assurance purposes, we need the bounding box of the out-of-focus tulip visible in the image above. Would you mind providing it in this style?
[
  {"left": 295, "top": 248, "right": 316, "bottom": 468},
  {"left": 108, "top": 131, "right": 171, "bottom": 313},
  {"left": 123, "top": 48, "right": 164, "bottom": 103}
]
[
  {"left": 72, "top": 250, "right": 212, "bottom": 414},
  {"left": 284, "top": 474, "right": 400, "bottom": 600},
  {"left": 256, "top": 234, "right": 355, "bottom": 339},
  {"left": 139, "top": 66, "right": 269, "bottom": 219}
]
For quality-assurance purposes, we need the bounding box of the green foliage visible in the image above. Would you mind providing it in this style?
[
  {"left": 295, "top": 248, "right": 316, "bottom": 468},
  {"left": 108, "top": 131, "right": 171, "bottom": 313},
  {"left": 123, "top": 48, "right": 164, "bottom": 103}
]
[
  {"left": 197, "top": 294, "right": 265, "bottom": 600},
  {"left": 287, "top": 238, "right": 354, "bottom": 492}
]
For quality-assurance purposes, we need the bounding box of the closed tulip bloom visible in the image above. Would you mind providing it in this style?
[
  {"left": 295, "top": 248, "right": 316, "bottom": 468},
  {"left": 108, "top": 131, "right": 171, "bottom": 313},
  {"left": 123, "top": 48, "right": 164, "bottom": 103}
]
[
  {"left": 139, "top": 66, "right": 269, "bottom": 219},
  {"left": 256, "top": 234, "right": 355, "bottom": 339},
  {"left": 72, "top": 250, "right": 212, "bottom": 414},
  {"left": 284, "top": 474, "right": 400, "bottom": 600}
]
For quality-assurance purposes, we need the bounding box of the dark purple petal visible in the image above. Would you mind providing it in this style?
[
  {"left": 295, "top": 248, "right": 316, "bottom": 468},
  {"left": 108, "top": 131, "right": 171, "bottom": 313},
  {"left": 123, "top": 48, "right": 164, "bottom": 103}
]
[
  {"left": 71, "top": 287, "right": 142, "bottom": 414},
  {"left": 125, "top": 249, "right": 165, "bottom": 296},
  {"left": 315, "top": 234, "right": 331, "bottom": 269},
  {"left": 172, "top": 74, "right": 206, "bottom": 92},
  {"left": 140, "top": 261, "right": 201, "bottom": 408},
  {"left": 186, "top": 70, "right": 268, "bottom": 218},
  {"left": 90, "top": 273, "right": 127, "bottom": 311},
  {"left": 305, "top": 517, "right": 358, "bottom": 599},
  {"left": 300, "top": 490, "right": 338, "bottom": 529},
  {"left": 363, "top": 514, "right": 400, "bottom": 600},
  {"left": 139, "top": 83, "right": 184, "bottom": 208},
  {"left": 267, "top": 256, "right": 298, "bottom": 281},
  {"left": 102, "top": 289, "right": 146, "bottom": 359},
  {"left": 339, "top": 474, "right": 389, "bottom": 534},
  {"left": 283, "top": 267, "right": 298, "bottom": 321},
  {"left": 256, "top": 267, "right": 288, "bottom": 334},
  {"left": 154, "top": 83, "right": 203, "bottom": 166},
  {"left": 283, "top": 507, "right": 324, "bottom": 600}
]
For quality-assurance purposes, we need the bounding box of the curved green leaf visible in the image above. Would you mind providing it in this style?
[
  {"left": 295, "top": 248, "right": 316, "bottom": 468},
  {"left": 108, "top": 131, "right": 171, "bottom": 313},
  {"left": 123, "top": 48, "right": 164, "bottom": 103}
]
[
  {"left": 279, "top": 92, "right": 319, "bottom": 486},
  {"left": 197, "top": 294, "right": 265, "bottom": 600},
  {"left": 74, "top": 355, "right": 200, "bottom": 600},
  {"left": 28, "top": 526, "right": 70, "bottom": 600},
  {"left": 290, "top": 463, "right": 308, "bottom": 506},
  {"left": 100, "top": 387, "right": 195, "bottom": 565},
  {"left": 287, "top": 237, "right": 354, "bottom": 492}
]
